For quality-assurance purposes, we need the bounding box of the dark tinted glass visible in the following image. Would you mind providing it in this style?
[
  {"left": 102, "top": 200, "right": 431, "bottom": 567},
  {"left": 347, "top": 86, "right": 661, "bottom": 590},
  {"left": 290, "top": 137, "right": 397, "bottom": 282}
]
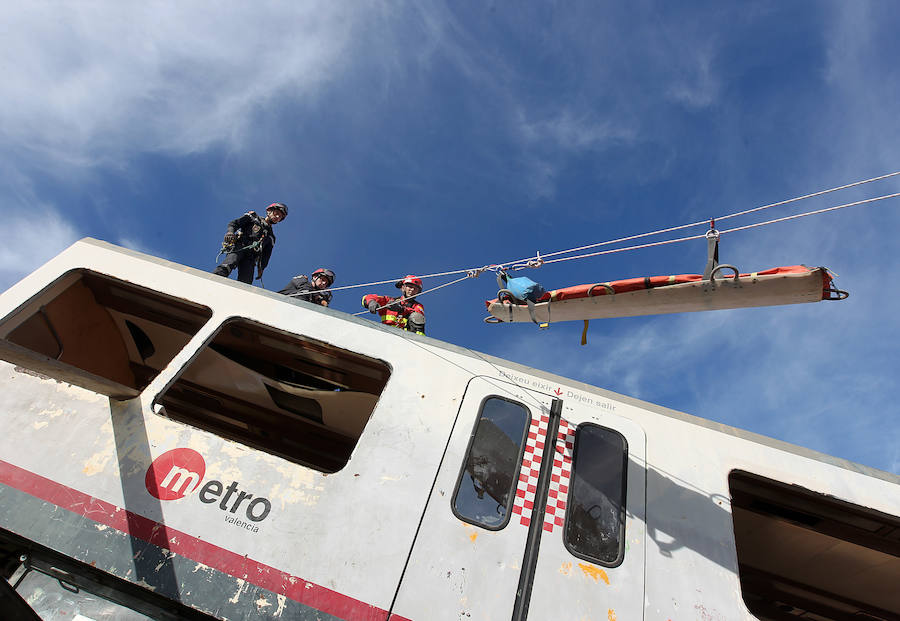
[
  {"left": 453, "top": 397, "right": 530, "bottom": 529},
  {"left": 564, "top": 424, "right": 628, "bottom": 565}
]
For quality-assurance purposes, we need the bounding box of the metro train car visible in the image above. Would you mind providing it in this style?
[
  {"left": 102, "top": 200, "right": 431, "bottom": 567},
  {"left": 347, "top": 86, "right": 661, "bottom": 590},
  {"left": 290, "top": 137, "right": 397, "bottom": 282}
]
[{"left": 0, "top": 239, "right": 897, "bottom": 620}]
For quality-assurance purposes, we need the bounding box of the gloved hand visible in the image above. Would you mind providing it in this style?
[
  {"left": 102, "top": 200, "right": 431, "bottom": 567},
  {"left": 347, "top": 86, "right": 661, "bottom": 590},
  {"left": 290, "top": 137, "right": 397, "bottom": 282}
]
[
  {"left": 223, "top": 233, "right": 236, "bottom": 245},
  {"left": 368, "top": 300, "right": 379, "bottom": 313}
]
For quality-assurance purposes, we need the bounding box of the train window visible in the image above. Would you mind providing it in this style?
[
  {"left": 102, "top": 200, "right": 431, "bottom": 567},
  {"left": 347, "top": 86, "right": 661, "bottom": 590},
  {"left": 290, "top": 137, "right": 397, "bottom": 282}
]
[
  {"left": 154, "top": 318, "right": 391, "bottom": 473},
  {"left": 563, "top": 424, "right": 628, "bottom": 566},
  {"left": 0, "top": 533, "right": 215, "bottom": 620},
  {"left": 729, "top": 470, "right": 900, "bottom": 620},
  {"left": 0, "top": 270, "right": 212, "bottom": 399},
  {"left": 452, "top": 396, "right": 531, "bottom": 530}
]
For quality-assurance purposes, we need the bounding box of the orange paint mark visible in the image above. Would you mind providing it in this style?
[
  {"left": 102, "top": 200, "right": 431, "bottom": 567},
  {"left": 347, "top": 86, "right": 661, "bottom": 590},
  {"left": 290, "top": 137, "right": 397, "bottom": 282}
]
[
  {"left": 559, "top": 561, "right": 572, "bottom": 576},
  {"left": 468, "top": 532, "right": 477, "bottom": 543},
  {"left": 608, "top": 609, "right": 617, "bottom": 621},
  {"left": 578, "top": 563, "right": 610, "bottom": 585}
]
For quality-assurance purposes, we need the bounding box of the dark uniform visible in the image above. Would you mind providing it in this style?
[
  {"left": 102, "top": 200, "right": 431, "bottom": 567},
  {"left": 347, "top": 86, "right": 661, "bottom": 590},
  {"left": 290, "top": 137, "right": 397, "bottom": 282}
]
[
  {"left": 279, "top": 275, "right": 333, "bottom": 306},
  {"left": 213, "top": 212, "right": 275, "bottom": 284}
]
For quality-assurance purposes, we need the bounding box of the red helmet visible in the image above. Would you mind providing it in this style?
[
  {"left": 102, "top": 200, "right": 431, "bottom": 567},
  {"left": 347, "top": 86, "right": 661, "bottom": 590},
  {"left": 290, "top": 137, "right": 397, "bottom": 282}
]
[
  {"left": 312, "top": 268, "right": 335, "bottom": 285},
  {"left": 396, "top": 275, "right": 423, "bottom": 291},
  {"left": 266, "top": 202, "right": 288, "bottom": 218}
]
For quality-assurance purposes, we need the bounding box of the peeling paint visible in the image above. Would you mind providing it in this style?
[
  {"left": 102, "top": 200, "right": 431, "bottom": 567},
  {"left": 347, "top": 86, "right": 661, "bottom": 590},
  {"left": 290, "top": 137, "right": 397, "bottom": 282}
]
[
  {"left": 274, "top": 594, "right": 287, "bottom": 617},
  {"left": 38, "top": 407, "right": 66, "bottom": 418},
  {"left": 217, "top": 442, "right": 248, "bottom": 458},
  {"left": 206, "top": 461, "right": 245, "bottom": 484},
  {"left": 255, "top": 595, "right": 272, "bottom": 611},
  {"left": 82, "top": 450, "right": 112, "bottom": 476},
  {"left": 134, "top": 579, "right": 157, "bottom": 591},
  {"left": 58, "top": 382, "right": 104, "bottom": 399},
  {"left": 94, "top": 524, "right": 108, "bottom": 532},
  {"left": 693, "top": 603, "right": 726, "bottom": 620},
  {"left": 578, "top": 563, "right": 610, "bottom": 585},
  {"left": 265, "top": 464, "right": 326, "bottom": 509},
  {"left": 229, "top": 579, "right": 247, "bottom": 604}
]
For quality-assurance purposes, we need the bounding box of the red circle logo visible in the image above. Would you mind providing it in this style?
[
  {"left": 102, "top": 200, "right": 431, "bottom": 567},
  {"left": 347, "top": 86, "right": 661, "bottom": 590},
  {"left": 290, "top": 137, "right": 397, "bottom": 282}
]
[{"left": 145, "top": 448, "right": 206, "bottom": 501}]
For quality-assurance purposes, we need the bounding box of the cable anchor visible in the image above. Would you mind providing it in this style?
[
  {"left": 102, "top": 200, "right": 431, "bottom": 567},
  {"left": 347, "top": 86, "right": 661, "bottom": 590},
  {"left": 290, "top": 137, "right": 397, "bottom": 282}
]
[{"left": 702, "top": 221, "right": 720, "bottom": 281}]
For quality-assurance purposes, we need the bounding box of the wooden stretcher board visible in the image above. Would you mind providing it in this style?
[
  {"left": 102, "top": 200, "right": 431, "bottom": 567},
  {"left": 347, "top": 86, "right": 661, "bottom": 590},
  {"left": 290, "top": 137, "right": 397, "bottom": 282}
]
[{"left": 485, "top": 265, "right": 831, "bottom": 324}]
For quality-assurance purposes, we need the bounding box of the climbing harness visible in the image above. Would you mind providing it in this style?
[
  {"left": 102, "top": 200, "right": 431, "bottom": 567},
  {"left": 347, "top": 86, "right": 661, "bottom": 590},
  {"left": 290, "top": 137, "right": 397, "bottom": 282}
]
[{"left": 214, "top": 208, "right": 274, "bottom": 288}]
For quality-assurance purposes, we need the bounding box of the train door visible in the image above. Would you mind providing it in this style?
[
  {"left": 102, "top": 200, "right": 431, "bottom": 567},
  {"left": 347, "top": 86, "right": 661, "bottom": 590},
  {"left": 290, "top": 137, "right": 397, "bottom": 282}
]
[
  {"left": 390, "top": 376, "right": 646, "bottom": 620},
  {"left": 523, "top": 397, "right": 646, "bottom": 621}
]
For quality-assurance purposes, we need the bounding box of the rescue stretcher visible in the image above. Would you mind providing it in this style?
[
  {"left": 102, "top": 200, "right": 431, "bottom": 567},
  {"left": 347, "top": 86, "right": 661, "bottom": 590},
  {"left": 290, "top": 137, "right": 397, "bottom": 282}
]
[{"left": 485, "top": 265, "right": 843, "bottom": 325}]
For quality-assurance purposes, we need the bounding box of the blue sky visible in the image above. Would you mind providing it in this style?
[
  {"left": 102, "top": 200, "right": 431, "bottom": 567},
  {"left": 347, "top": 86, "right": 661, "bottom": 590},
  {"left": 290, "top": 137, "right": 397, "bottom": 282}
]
[{"left": 1, "top": 2, "right": 898, "bottom": 474}]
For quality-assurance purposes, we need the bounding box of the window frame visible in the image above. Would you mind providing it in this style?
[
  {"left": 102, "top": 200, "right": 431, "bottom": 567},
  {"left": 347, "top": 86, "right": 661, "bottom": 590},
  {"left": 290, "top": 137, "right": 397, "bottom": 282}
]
[
  {"left": 151, "top": 315, "right": 392, "bottom": 473},
  {"left": 451, "top": 395, "right": 532, "bottom": 531},
  {"left": 0, "top": 268, "right": 213, "bottom": 399},
  {"left": 562, "top": 422, "right": 629, "bottom": 568}
]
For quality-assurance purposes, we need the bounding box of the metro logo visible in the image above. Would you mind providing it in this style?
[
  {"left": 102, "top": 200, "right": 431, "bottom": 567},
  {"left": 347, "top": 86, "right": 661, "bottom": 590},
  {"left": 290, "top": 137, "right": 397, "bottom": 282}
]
[
  {"left": 145, "top": 448, "right": 206, "bottom": 500},
  {"left": 143, "top": 448, "right": 273, "bottom": 528}
]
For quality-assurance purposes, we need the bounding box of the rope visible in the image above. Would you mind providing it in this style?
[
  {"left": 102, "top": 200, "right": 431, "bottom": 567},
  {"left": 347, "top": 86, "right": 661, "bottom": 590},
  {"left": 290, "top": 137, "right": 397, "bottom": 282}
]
[
  {"left": 292, "top": 171, "right": 900, "bottom": 298},
  {"left": 495, "top": 170, "right": 900, "bottom": 267},
  {"left": 538, "top": 191, "right": 900, "bottom": 266},
  {"left": 352, "top": 274, "right": 471, "bottom": 316}
]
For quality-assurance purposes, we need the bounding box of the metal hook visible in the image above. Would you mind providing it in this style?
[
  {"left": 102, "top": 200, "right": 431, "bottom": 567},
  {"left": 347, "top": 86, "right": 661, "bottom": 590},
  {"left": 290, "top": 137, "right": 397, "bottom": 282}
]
[{"left": 703, "top": 227, "right": 721, "bottom": 280}]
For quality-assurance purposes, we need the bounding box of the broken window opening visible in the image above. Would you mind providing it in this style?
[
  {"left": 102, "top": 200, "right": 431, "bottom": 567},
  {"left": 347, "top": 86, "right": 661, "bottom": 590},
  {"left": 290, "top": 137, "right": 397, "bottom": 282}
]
[
  {"left": 729, "top": 470, "right": 900, "bottom": 621},
  {"left": 0, "top": 270, "right": 212, "bottom": 399},
  {"left": 0, "top": 529, "right": 215, "bottom": 620},
  {"left": 154, "top": 318, "right": 391, "bottom": 473}
]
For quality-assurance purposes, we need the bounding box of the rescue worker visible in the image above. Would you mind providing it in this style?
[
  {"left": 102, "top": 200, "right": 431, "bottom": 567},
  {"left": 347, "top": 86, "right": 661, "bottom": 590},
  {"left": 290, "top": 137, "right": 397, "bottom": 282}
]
[
  {"left": 213, "top": 202, "right": 288, "bottom": 284},
  {"left": 278, "top": 268, "right": 335, "bottom": 307},
  {"left": 362, "top": 275, "right": 426, "bottom": 335}
]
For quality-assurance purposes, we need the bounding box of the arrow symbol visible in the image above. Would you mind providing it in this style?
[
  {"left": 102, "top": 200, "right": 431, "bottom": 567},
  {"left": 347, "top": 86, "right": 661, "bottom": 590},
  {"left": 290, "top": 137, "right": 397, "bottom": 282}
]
[{"left": 554, "top": 387, "right": 563, "bottom": 396}]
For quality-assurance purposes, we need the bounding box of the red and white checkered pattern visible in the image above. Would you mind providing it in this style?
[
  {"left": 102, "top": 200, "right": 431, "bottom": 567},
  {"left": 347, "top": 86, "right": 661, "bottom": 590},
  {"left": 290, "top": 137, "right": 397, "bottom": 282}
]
[
  {"left": 511, "top": 415, "right": 575, "bottom": 532},
  {"left": 511, "top": 413, "right": 548, "bottom": 527},
  {"left": 543, "top": 418, "right": 575, "bottom": 532}
]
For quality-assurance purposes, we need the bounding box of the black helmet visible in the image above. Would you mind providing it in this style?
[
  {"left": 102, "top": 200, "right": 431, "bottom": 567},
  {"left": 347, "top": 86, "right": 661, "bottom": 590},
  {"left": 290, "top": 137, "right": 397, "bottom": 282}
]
[
  {"left": 312, "top": 268, "right": 335, "bottom": 285},
  {"left": 266, "top": 202, "right": 288, "bottom": 218}
]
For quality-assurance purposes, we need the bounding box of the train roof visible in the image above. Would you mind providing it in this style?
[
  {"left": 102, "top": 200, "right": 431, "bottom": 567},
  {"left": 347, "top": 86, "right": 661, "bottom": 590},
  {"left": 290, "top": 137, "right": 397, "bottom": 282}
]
[{"left": 14, "top": 237, "right": 899, "bottom": 486}]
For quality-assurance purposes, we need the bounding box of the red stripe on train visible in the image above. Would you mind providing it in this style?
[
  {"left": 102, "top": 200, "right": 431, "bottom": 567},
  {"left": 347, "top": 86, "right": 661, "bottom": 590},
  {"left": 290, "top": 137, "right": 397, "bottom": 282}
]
[{"left": 0, "top": 459, "right": 409, "bottom": 621}]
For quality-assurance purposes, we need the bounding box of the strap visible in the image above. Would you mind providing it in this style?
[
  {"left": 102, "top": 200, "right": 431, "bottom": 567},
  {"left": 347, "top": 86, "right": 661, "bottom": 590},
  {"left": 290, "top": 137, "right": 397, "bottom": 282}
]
[{"left": 524, "top": 299, "right": 549, "bottom": 329}]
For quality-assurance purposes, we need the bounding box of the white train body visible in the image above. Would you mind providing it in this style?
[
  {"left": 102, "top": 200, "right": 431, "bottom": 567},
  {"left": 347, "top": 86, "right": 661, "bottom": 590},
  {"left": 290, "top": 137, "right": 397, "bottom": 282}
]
[{"left": 0, "top": 239, "right": 896, "bottom": 620}]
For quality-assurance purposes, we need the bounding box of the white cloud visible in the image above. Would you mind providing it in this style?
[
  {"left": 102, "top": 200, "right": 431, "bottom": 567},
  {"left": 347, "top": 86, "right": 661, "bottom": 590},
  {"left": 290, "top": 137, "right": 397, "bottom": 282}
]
[
  {"left": 0, "top": 163, "right": 82, "bottom": 288},
  {"left": 664, "top": 45, "right": 719, "bottom": 109},
  {"left": 116, "top": 237, "right": 168, "bottom": 261},
  {"left": 515, "top": 107, "right": 636, "bottom": 152},
  {"left": 0, "top": 208, "right": 80, "bottom": 289},
  {"left": 0, "top": 3, "right": 367, "bottom": 167}
]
